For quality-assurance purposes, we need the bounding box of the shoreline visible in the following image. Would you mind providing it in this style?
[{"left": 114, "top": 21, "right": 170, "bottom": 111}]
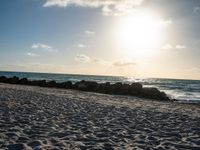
[
  {"left": 0, "top": 76, "right": 200, "bottom": 105},
  {"left": 0, "top": 83, "right": 200, "bottom": 149},
  {"left": 0, "top": 74, "right": 199, "bottom": 104},
  {"left": 0, "top": 76, "right": 171, "bottom": 101}
]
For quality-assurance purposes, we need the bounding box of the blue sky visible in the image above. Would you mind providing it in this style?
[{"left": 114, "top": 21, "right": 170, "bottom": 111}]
[{"left": 0, "top": 0, "right": 200, "bottom": 79}]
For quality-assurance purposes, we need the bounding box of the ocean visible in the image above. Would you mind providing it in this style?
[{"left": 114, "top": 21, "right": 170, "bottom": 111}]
[{"left": 0, "top": 71, "right": 199, "bottom": 103}]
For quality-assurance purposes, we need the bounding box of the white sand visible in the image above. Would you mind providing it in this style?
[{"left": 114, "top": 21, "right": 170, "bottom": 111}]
[{"left": 0, "top": 83, "right": 200, "bottom": 150}]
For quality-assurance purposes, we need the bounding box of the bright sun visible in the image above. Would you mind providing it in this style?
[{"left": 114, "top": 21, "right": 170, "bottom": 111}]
[{"left": 115, "top": 12, "right": 162, "bottom": 58}]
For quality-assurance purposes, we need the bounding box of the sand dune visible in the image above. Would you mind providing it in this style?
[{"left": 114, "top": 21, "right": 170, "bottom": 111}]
[{"left": 0, "top": 83, "right": 200, "bottom": 150}]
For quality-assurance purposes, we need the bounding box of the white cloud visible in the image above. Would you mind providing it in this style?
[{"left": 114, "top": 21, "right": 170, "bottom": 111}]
[
  {"left": 32, "top": 43, "right": 51, "bottom": 49},
  {"left": 74, "top": 54, "right": 135, "bottom": 68},
  {"left": 75, "top": 54, "right": 106, "bottom": 64},
  {"left": 75, "top": 54, "right": 91, "bottom": 63},
  {"left": 175, "top": 44, "right": 186, "bottom": 49},
  {"left": 162, "top": 44, "right": 186, "bottom": 50},
  {"left": 101, "top": 5, "right": 113, "bottom": 15},
  {"left": 77, "top": 44, "right": 86, "bottom": 48},
  {"left": 112, "top": 60, "right": 135, "bottom": 67},
  {"left": 159, "top": 19, "right": 172, "bottom": 27},
  {"left": 26, "top": 52, "right": 39, "bottom": 57},
  {"left": 43, "top": 0, "right": 144, "bottom": 15},
  {"left": 85, "top": 30, "right": 95, "bottom": 35},
  {"left": 92, "top": 57, "right": 109, "bottom": 65},
  {"left": 31, "top": 43, "right": 58, "bottom": 52}
]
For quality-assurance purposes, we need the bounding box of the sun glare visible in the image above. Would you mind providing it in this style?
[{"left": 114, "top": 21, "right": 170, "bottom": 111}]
[{"left": 115, "top": 12, "right": 162, "bottom": 58}]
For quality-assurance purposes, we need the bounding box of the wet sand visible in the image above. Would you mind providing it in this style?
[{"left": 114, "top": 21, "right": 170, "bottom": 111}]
[{"left": 0, "top": 83, "right": 200, "bottom": 150}]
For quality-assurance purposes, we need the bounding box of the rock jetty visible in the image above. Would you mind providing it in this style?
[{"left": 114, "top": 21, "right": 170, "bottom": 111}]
[{"left": 0, "top": 76, "right": 170, "bottom": 101}]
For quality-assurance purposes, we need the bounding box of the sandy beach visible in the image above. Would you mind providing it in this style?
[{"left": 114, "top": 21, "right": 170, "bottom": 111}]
[{"left": 0, "top": 83, "right": 200, "bottom": 150}]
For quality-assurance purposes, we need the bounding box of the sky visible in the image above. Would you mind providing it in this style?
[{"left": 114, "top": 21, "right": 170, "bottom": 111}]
[{"left": 0, "top": 0, "right": 200, "bottom": 80}]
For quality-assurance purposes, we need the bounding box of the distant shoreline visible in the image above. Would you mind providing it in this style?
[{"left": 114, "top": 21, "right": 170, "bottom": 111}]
[{"left": 0, "top": 70, "right": 199, "bottom": 81}]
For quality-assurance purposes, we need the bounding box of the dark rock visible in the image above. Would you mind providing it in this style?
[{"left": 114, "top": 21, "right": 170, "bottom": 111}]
[
  {"left": 30, "top": 80, "right": 47, "bottom": 87},
  {"left": 0, "top": 76, "right": 8, "bottom": 83},
  {"left": 7, "top": 76, "right": 19, "bottom": 84},
  {"left": 111, "top": 82, "right": 123, "bottom": 94},
  {"left": 46, "top": 80, "right": 57, "bottom": 87},
  {"left": 97, "top": 82, "right": 111, "bottom": 94},
  {"left": 0, "top": 75, "right": 171, "bottom": 101},
  {"left": 29, "top": 80, "right": 40, "bottom": 86},
  {"left": 73, "top": 80, "right": 97, "bottom": 91},
  {"left": 121, "top": 83, "right": 131, "bottom": 95},
  {"left": 140, "top": 87, "right": 169, "bottom": 100},
  {"left": 140, "top": 87, "right": 159, "bottom": 99},
  {"left": 28, "top": 80, "right": 45, "bottom": 87},
  {"left": 84, "top": 81, "right": 98, "bottom": 91},
  {"left": 19, "top": 78, "right": 29, "bottom": 85},
  {"left": 73, "top": 80, "right": 86, "bottom": 90},
  {"left": 130, "top": 83, "right": 143, "bottom": 95},
  {"left": 160, "top": 91, "right": 170, "bottom": 100},
  {"left": 39, "top": 80, "right": 47, "bottom": 87},
  {"left": 66, "top": 81, "right": 73, "bottom": 88},
  {"left": 112, "top": 83, "right": 131, "bottom": 95},
  {"left": 57, "top": 81, "right": 72, "bottom": 89}
]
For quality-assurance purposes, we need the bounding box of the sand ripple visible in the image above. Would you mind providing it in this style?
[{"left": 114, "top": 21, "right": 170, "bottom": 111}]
[{"left": 0, "top": 83, "right": 200, "bottom": 149}]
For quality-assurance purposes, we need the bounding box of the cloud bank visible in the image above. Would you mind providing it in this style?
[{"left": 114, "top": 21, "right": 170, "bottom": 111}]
[
  {"left": 85, "top": 30, "right": 95, "bottom": 35},
  {"left": 75, "top": 53, "right": 135, "bottom": 68},
  {"left": 77, "top": 44, "right": 86, "bottom": 48},
  {"left": 43, "top": 0, "right": 144, "bottom": 15},
  {"left": 75, "top": 54, "right": 91, "bottom": 63},
  {"left": 162, "top": 44, "right": 186, "bottom": 50},
  {"left": 31, "top": 43, "right": 58, "bottom": 52},
  {"left": 26, "top": 52, "right": 39, "bottom": 57}
]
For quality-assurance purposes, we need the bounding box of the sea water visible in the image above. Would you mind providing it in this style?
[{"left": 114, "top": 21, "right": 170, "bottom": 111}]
[{"left": 0, "top": 71, "right": 199, "bottom": 103}]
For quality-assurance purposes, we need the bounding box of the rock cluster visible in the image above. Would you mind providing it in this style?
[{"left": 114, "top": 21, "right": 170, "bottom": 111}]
[{"left": 0, "top": 76, "right": 170, "bottom": 101}]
